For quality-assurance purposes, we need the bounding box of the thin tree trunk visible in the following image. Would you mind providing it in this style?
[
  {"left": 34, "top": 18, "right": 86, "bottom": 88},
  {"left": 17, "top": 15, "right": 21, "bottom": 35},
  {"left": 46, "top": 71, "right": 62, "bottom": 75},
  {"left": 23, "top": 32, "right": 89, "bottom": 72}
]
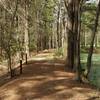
[
  {"left": 86, "top": 0, "right": 100, "bottom": 78},
  {"left": 24, "top": 0, "right": 29, "bottom": 59},
  {"left": 57, "top": 0, "right": 61, "bottom": 49}
]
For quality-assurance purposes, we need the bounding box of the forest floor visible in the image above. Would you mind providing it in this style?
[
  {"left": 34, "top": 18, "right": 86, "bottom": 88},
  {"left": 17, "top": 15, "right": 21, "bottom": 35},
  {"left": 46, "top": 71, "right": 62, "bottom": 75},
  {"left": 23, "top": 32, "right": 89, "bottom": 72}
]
[{"left": 0, "top": 50, "right": 100, "bottom": 100}]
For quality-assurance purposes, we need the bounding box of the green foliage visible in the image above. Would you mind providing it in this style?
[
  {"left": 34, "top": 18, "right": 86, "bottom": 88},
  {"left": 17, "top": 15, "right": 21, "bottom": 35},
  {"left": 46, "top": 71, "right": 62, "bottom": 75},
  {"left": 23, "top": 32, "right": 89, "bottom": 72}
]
[
  {"left": 81, "top": 47, "right": 89, "bottom": 53},
  {"left": 54, "top": 48, "right": 63, "bottom": 57},
  {"left": 81, "top": 53, "right": 100, "bottom": 88},
  {"left": 81, "top": 2, "right": 97, "bottom": 33},
  {"left": 83, "top": 3, "right": 96, "bottom": 10},
  {"left": 41, "top": 0, "right": 55, "bottom": 35},
  {"left": 81, "top": 11, "right": 96, "bottom": 31},
  {"left": 29, "top": 43, "right": 37, "bottom": 52},
  {"left": 42, "top": 0, "right": 55, "bottom": 22}
]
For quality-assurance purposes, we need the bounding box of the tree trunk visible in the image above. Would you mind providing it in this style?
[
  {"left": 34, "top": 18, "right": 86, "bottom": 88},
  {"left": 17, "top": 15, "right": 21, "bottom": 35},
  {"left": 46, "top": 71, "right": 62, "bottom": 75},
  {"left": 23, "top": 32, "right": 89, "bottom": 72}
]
[
  {"left": 57, "top": 0, "right": 61, "bottom": 49},
  {"left": 74, "top": 1, "right": 82, "bottom": 81},
  {"left": 64, "top": 0, "right": 82, "bottom": 82},
  {"left": 86, "top": 0, "right": 100, "bottom": 78},
  {"left": 64, "top": 0, "right": 75, "bottom": 69},
  {"left": 24, "top": 0, "right": 29, "bottom": 58}
]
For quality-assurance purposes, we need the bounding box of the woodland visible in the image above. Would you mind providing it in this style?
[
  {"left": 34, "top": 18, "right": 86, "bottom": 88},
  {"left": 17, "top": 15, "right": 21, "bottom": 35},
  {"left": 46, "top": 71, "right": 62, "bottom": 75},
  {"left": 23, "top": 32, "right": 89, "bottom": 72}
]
[{"left": 0, "top": 0, "right": 100, "bottom": 99}]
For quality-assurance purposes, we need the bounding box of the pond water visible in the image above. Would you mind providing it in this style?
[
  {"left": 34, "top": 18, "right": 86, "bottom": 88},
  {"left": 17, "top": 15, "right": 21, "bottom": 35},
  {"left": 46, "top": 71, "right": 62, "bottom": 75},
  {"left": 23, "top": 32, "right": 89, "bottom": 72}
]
[{"left": 81, "top": 53, "right": 100, "bottom": 88}]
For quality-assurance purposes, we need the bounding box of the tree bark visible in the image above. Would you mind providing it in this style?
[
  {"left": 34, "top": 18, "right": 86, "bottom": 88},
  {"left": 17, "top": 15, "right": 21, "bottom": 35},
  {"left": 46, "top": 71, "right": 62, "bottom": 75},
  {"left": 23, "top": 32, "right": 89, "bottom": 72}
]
[
  {"left": 57, "top": 0, "right": 61, "bottom": 49},
  {"left": 64, "top": 0, "right": 82, "bottom": 82},
  {"left": 24, "top": 0, "right": 29, "bottom": 58}
]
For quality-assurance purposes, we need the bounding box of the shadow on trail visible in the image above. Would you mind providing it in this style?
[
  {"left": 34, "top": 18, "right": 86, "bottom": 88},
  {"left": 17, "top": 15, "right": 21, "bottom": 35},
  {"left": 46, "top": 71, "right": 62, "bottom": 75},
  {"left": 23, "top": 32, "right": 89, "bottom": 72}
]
[
  {"left": 0, "top": 69, "right": 21, "bottom": 87},
  {"left": 0, "top": 59, "right": 98, "bottom": 100}
]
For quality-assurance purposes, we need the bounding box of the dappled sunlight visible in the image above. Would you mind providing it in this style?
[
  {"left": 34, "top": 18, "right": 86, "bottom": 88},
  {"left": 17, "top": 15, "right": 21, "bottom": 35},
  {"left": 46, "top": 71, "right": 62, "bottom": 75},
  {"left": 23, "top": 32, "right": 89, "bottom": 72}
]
[
  {"left": 54, "top": 86, "right": 67, "bottom": 90},
  {"left": 29, "top": 52, "right": 54, "bottom": 61},
  {"left": 19, "top": 81, "right": 34, "bottom": 88},
  {"left": 0, "top": 89, "right": 21, "bottom": 100},
  {"left": 0, "top": 65, "right": 8, "bottom": 76},
  {"left": 0, "top": 53, "right": 99, "bottom": 100},
  {"left": 54, "top": 71, "right": 74, "bottom": 77},
  {"left": 0, "top": 0, "right": 100, "bottom": 99},
  {"left": 32, "top": 57, "right": 48, "bottom": 61}
]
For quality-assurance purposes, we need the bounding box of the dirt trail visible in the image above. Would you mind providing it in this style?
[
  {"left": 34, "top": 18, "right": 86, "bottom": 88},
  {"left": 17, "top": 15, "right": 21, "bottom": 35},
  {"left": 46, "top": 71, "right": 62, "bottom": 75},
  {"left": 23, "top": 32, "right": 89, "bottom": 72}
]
[{"left": 0, "top": 52, "right": 99, "bottom": 100}]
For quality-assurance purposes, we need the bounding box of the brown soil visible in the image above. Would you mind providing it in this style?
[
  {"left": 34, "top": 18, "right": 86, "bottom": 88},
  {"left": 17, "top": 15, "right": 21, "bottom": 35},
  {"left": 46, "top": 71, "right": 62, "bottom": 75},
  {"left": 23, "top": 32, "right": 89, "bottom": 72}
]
[{"left": 0, "top": 52, "right": 99, "bottom": 100}]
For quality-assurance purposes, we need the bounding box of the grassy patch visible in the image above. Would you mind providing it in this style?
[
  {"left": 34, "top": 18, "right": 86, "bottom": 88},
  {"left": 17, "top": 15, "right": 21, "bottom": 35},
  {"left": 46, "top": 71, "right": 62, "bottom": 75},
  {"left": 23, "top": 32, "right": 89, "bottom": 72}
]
[{"left": 81, "top": 53, "right": 100, "bottom": 88}]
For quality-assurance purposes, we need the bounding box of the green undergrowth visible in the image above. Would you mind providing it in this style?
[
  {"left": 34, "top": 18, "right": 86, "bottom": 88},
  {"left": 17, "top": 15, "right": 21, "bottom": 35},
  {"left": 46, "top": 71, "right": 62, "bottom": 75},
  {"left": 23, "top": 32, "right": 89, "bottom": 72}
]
[
  {"left": 81, "top": 47, "right": 100, "bottom": 53},
  {"left": 81, "top": 53, "right": 100, "bottom": 88},
  {"left": 54, "top": 48, "right": 64, "bottom": 57}
]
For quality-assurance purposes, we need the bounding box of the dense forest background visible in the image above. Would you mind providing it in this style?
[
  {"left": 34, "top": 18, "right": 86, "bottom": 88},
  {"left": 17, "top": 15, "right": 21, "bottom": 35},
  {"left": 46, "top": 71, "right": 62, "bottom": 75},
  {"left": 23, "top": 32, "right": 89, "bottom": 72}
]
[{"left": 0, "top": 0, "right": 100, "bottom": 89}]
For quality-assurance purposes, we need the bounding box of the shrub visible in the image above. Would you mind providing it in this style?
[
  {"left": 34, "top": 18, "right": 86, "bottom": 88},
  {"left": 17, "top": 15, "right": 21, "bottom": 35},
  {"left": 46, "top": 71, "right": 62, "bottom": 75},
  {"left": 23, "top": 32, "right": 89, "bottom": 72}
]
[{"left": 54, "top": 48, "right": 63, "bottom": 57}]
